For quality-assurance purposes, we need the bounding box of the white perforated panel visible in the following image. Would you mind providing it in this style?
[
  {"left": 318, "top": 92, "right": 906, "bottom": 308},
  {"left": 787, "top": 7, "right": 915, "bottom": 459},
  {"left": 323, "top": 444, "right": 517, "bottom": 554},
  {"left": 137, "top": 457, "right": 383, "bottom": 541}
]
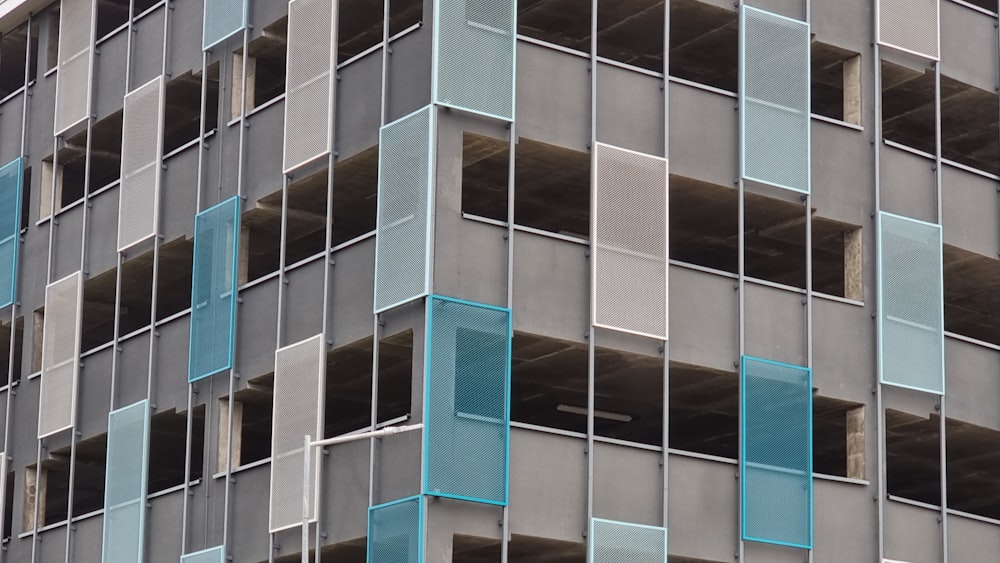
[
  {"left": 269, "top": 334, "right": 325, "bottom": 532},
  {"left": 38, "top": 271, "right": 83, "bottom": 438},
  {"left": 283, "top": 0, "right": 334, "bottom": 173},
  {"left": 593, "top": 143, "right": 668, "bottom": 340},
  {"left": 877, "top": 0, "right": 939, "bottom": 60},
  {"left": 54, "top": 0, "right": 94, "bottom": 135},
  {"left": 118, "top": 76, "right": 164, "bottom": 251}
]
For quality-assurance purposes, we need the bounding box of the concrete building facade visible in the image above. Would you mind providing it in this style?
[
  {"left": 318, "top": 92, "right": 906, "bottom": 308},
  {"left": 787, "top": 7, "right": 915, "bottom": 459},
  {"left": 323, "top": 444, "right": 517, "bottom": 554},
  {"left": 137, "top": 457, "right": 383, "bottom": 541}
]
[{"left": 0, "top": 0, "right": 994, "bottom": 561}]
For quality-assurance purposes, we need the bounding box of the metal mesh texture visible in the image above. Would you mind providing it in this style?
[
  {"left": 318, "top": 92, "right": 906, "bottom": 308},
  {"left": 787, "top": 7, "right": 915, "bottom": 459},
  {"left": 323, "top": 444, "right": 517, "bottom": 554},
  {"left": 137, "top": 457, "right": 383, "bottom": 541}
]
[
  {"left": 39, "top": 271, "right": 82, "bottom": 438},
  {"left": 374, "top": 107, "right": 434, "bottom": 313},
  {"left": 878, "top": 212, "right": 944, "bottom": 394},
  {"left": 102, "top": 400, "right": 149, "bottom": 563},
  {"left": 593, "top": 144, "right": 668, "bottom": 339},
  {"left": 425, "top": 296, "right": 510, "bottom": 505},
  {"left": 434, "top": 0, "right": 515, "bottom": 120},
  {"left": 203, "top": 0, "right": 247, "bottom": 50},
  {"left": 0, "top": 158, "right": 22, "bottom": 309},
  {"left": 119, "top": 77, "right": 164, "bottom": 251},
  {"left": 589, "top": 519, "right": 668, "bottom": 563},
  {"left": 180, "top": 546, "right": 226, "bottom": 563},
  {"left": 740, "top": 6, "right": 810, "bottom": 194},
  {"left": 741, "top": 356, "right": 812, "bottom": 549},
  {"left": 269, "top": 334, "right": 325, "bottom": 532},
  {"left": 877, "top": 0, "right": 938, "bottom": 59},
  {"left": 188, "top": 197, "right": 240, "bottom": 382},
  {"left": 283, "top": 0, "right": 334, "bottom": 173},
  {"left": 367, "top": 496, "right": 423, "bottom": 563},
  {"left": 54, "top": 0, "right": 93, "bottom": 134}
]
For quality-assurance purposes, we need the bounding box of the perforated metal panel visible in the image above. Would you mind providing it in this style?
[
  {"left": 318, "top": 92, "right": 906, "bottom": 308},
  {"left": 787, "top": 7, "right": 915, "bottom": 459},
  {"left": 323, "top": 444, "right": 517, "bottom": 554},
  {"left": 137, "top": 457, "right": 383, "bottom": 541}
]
[
  {"left": 434, "top": 0, "right": 515, "bottom": 120},
  {"left": 0, "top": 158, "right": 23, "bottom": 309},
  {"left": 877, "top": 0, "right": 938, "bottom": 60},
  {"left": 188, "top": 197, "right": 240, "bottom": 382},
  {"left": 741, "top": 356, "right": 812, "bottom": 549},
  {"left": 180, "top": 546, "right": 226, "bottom": 563},
  {"left": 374, "top": 106, "right": 434, "bottom": 313},
  {"left": 589, "top": 519, "right": 667, "bottom": 563},
  {"left": 38, "top": 271, "right": 83, "bottom": 438},
  {"left": 283, "top": 0, "right": 334, "bottom": 173},
  {"left": 424, "top": 296, "right": 510, "bottom": 505},
  {"left": 269, "top": 334, "right": 325, "bottom": 532},
  {"left": 592, "top": 144, "right": 668, "bottom": 340},
  {"left": 203, "top": 0, "right": 247, "bottom": 50},
  {"left": 102, "top": 400, "right": 149, "bottom": 563},
  {"left": 740, "top": 6, "right": 810, "bottom": 194},
  {"left": 368, "top": 496, "right": 423, "bottom": 563},
  {"left": 54, "top": 0, "right": 94, "bottom": 135},
  {"left": 118, "top": 76, "right": 164, "bottom": 251},
  {"left": 878, "top": 212, "right": 944, "bottom": 394}
]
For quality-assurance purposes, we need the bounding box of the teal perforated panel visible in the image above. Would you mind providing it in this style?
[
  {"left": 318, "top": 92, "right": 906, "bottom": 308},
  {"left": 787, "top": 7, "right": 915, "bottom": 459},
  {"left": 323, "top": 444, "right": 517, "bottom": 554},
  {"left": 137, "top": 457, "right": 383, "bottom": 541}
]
[
  {"left": 180, "top": 546, "right": 226, "bottom": 563},
  {"left": 203, "top": 0, "right": 247, "bottom": 49},
  {"left": 368, "top": 496, "right": 423, "bottom": 563},
  {"left": 0, "top": 158, "right": 22, "bottom": 309},
  {"left": 102, "top": 400, "right": 150, "bottom": 563}
]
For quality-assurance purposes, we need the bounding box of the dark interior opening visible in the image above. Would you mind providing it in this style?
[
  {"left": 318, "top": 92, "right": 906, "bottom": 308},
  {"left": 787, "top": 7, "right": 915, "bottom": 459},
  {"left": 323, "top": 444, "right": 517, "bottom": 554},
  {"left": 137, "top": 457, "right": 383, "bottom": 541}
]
[
  {"left": 389, "top": 0, "right": 422, "bottom": 36},
  {"left": 148, "top": 406, "right": 205, "bottom": 494},
  {"left": 45, "top": 6, "right": 59, "bottom": 72},
  {"left": 669, "top": 0, "right": 737, "bottom": 92},
  {"left": 0, "top": 316, "right": 24, "bottom": 386},
  {"left": 513, "top": 138, "right": 589, "bottom": 238},
  {"left": 943, "top": 245, "right": 1000, "bottom": 346},
  {"left": 21, "top": 166, "right": 31, "bottom": 230},
  {"left": 886, "top": 408, "right": 941, "bottom": 506},
  {"left": 378, "top": 329, "right": 414, "bottom": 423},
  {"left": 156, "top": 238, "right": 195, "bottom": 321},
  {"left": 462, "top": 132, "right": 510, "bottom": 222},
  {"left": 96, "top": 0, "right": 130, "bottom": 39},
  {"left": 324, "top": 336, "right": 373, "bottom": 438},
  {"left": 70, "top": 434, "right": 106, "bottom": 516},
  {"left": 332, "top": 146, "right": 378, "bottom": 245},
  {"left": 3, "top": 469, "right": 13, "bottom": 539},
  {"left": 239, "top": 17, "right": 288, "bottom": 111},
  {"left": 236, "top": 378, "right": 273, "bottom": 466},
  {"left": 597, "top": 0, "right": 664, "bottom": 73},
  {"left": 339, "top": 0, "right": 382, "bottom": 61},
  {"left": 518, "top": 0, "right": 591, "bottom": 53},
  {"left": 812, "top": 42, "right": 860, "bottom": 124},
  {"left": 164, "top": 64, "right": 220, "bottom": 154},
  {"left": 0, "top": 21, "right": 35, "bottom": 97},
  {"left": 947, "top": 417, "right": 1000, "bottom": 520}
]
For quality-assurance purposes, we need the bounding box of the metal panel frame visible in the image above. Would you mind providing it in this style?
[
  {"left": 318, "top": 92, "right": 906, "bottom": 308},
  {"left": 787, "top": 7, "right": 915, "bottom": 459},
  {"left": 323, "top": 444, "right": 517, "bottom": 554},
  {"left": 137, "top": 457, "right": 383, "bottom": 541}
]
[
  {"left": 422, "top": 295, "right": 512, "bottom": 506},
  {"left": 118, "top": 75, "right": 166, "bottom": 252},
  {"left": 373, "top": 105, "right": 437, "bottom": 314},
  {"left": 180, "top": 545, "right": 226, "bottom": 563},
  {"left": 739, "top": 5, "right": 811, "bottom": 194},
  {"left": 0, "top": 158, "right": 23, "bottom": 309},
  {"left": 740, "top": 355, "right": 813, "bottom": 549},
  {"left": 876, "top": 211, "right": 945, "bottom": 395},
  {"left": 202, "top": 0, "right": 248, "bottom": 50},
  {"left": 187, "top": 196, "right": 241, "bottom": 382},
  {"left": 431, "top": 0, "right": 517, "bottom": 121},
  {"left": 282, "top": 0, "right": 336, "bottom": 174},
  {"left": 588, "top": 518, "right": 668, "bottom": 563},
  {"left": 367, "top": 495, "right": 425, "bottom": 563},
  {"left": 101, "top": 400, "right": 150, "bottom": 563},
  {"left": 591, "top": 143, "right": 669, "bottom": 340},
  {"left": 53, "top": 0, "right": 95, "bottom": 135},
  {"left": 875, "top": 0, "right": 940, "bottom": 61},
  {"left": 268, "top": 334, "right": 326, "bottom": 533},
  {"left": 38, "top": 270, "right": 83, "bottom": 438}
]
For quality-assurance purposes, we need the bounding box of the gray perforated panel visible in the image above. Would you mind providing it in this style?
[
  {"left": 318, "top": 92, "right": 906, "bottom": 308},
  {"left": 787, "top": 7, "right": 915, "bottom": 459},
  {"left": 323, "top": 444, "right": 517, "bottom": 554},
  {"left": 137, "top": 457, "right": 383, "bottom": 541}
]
[
  {"left": 283, "top": 0, "right": 334, "bottom": 173},
  {"left": 590, "top": 518, "right": 667, "bottom": 563},
  {"left": 38, "top": 271, "right": 83, "bottom": 438},
  {"left": 269, "top": 334, "right": 325, "bottom": 532},
  {"left": 593, "top": 143, "right": 668, "bottom": 340},
  {"left": 878, "top": 0, "right": 939, "bottom": 60},
  {"left": 54, "top": 0, "right": 94, "bottom": 135},
  {"left": 119, "top": 76, "right": 164, "bottom": 251}
]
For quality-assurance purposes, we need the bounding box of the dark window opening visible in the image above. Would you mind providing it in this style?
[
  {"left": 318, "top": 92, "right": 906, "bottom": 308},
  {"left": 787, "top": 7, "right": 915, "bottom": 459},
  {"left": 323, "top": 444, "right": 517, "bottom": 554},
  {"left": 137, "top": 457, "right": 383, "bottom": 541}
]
[
  {"left": 812, "top": 42, "right": 861, "bottom": 125},
  {"left": 240, "top": 204, "right": 282, "bottom": 283},
  {"left": 96, "top": 0, "right": 131, "bottom": 39},
  {"left": 462, "top": 132, "right": 509, "bottom": 222},
  {"left": 596, "top": 0, "right": 664, "bottom": 73},
  {"left": 518, "top": 0, "right": 591, "bottom": 53},
  {"left": 21, "top": 166, "right": 31, "bottom": 230},
  {"left": 947, "top": 418, "right": 1000, "bottom": 520},
  {"left": 961, "top": 0, "right": 998, "bottom": 12},
  {"left": 30, "top": 308, "right": 42, "bottom": 373},
  {"left": 324, "top": 336, "right": 373, "bottom": 438},
  {"left": 148, "top": 406, "right": 205, "bottom": 494},
  {"left": 332, "top": 146, "right": 378, "bottom": 246},
  {"left": 669, "top": 0, "right": 737, "bottom": 92},
  {"left": 164, "top": 64, "right": 220, "bottom": 154},
  {"left": 255, "top": 170, "right": 328, "bottom": 269},
  {"left": 45, "top": 6, "right": 59, "bottom": 72},
  {"left": 3, "top": 468, "right": 13, "bottom": 539},
  {"left": 378, "top": 329, "right": 413, "bottom": 424},
  {"left": 80, "top": 252, "right": 154, "bottom": 352},
  {"left": 943, "top": 244, "right": 1000, "bottom": 346},
  {"left": 233, "top": 18, "right": 288, "bottom": 118},
  {"left": 0, "top": 316, "right": 24, "bottom": 386},
  {"left": 514, "top": 138, "right": 589, "bottom": 238},
  {"left": 233, "top": 379, "right": 273, "bottom": 467},
  {"left": 70, "top": 434, "right": 106, "bottom": 516},
  {"left": 34, "top": 459, "right": 68, "bottom": 526},
  {"left": 886, "top": 408, "right": 941, "bottom": 506},
  {"left": 668, "top": 362, "right": 738, "bottom": 459},
  {"left": 86, "top": 112, "right": 124, "bottom": 191},
  {"left": 47, "top": 141, "right": 87, "bottom": 211},
  {"left": 0, "top": 21, "right": 35, "bottom": 97},
  {"left": 156, "top": 238, "right": 194, "bottom": 321},
  {"left": 339, "top": 0, "right": 383, "bottom": 62},
  {"left": 389, "top": 0, "right": 422, "bottom": 36}
]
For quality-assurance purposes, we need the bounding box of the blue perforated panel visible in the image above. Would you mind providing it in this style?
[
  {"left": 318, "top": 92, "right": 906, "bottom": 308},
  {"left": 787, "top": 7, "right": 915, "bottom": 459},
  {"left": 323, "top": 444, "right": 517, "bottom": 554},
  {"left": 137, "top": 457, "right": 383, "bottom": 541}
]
[
  {"left": 180, "top": 546, "right": 226, "bottom": 563},
  {"left": 878, "top": 212, "right": 944, "bottom": 394},
  {"left": 374, "top": 107, "right": 434, "bottom": 313},
  {"left": 102, "top": 400, "right": 149, "bottom": 563},
  {"left": 740, "top": 6, "right": 810, "bottom": 194},
  {"left": 589, "top": 519, "right": 667, "bottom": 563},
  {"left": 434, "top": 0, "right": 516, "bottom": 120},
  {"left": 368, "top": 496, "right": 423, "bottom": 563},
  {"left": 203, "top": 0, "right": 247, "bottom": 49},
  {"left": 188, "top": 197, "right": 240, "bottom": 382},
  {"left": 424, "top": 296, "right": 510, "bottom": 505},
  {"left": 741, "top": 356, "right": 812, "bottom": 549},
  {"left": 0, "top": 158, "right": 22, "bottom": 309}
]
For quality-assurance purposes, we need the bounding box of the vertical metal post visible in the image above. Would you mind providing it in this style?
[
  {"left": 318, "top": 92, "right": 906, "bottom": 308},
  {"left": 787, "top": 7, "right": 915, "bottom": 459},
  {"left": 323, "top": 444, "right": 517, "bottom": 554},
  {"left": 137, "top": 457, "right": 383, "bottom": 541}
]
[
  {"left": 661, "top": 0, "right": 671, "bottom": 535},
  {"left": 736, "top": 2, "right": 746, "bottom": 562},
  {"left": 873, "top": 36, "right": 886, "bottom": 563},
  {"left": 934, "top": 58, "right": 948, "bottom": 563},
  {"left": 804, "top": 2, "right": 814, "bottom": 562},
  {"left": 301, "top": 434, "right": 311, "bottom": 563},
  {"left": 585, "top": 0, "right": 598, "bottom": 548}
]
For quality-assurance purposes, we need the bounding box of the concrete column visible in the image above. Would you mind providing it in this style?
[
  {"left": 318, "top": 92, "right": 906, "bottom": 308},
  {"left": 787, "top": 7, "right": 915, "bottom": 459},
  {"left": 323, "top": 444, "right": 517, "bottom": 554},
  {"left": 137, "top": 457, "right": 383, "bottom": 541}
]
[
  {"left": 844, "top": 228, "right": 863, "bottom": 301},
  {"left": 847, "top": 405, "right": 865, "bottom": 480},
  {"left": 217, "top": 398, "right": 243, "bottom": 472},
  {"left": 843, "top": 55, "right": 862, "bottom": 126}
]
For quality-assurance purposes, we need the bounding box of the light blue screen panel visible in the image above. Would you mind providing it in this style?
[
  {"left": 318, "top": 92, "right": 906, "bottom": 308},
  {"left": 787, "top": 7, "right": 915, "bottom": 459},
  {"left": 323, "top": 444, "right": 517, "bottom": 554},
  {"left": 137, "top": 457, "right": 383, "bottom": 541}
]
[
  {"left": 425, "top": 296, "right": 510, "bottom": 505},
  {"left": 434, "top": 0, "right": 516, "bottom": 120},
  {"left": 102, "top": 400, "right": 150, "bottom": 563},
  {"left": 188, "top": 196, "right": 240, "bottom": 382},
  {"left": 180, "top": 546, "right": 226, "bottom": 563},
  {"left": 0, "top": 158, "right": 22, "bottom": 309},
  {"left": 740, "top": 6, "right": 810, "bottom": 193},
  {"left": 203, "top": 0, "right": 247, "bottom": 49},
  {"left": 878, "top": 212, "right": 944, "bottom": 394},
  {"left": 367, "top": 496, "right": 423, "bottom": 563},
  {"left": 589, "top": 519, "right": 667, "bottom": 563},
  {"left": 374, "top": 106, "right": 434, "bottom": 313},
  {"left": 741, "top": 356, "right": 812, "bottom": 549}
]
